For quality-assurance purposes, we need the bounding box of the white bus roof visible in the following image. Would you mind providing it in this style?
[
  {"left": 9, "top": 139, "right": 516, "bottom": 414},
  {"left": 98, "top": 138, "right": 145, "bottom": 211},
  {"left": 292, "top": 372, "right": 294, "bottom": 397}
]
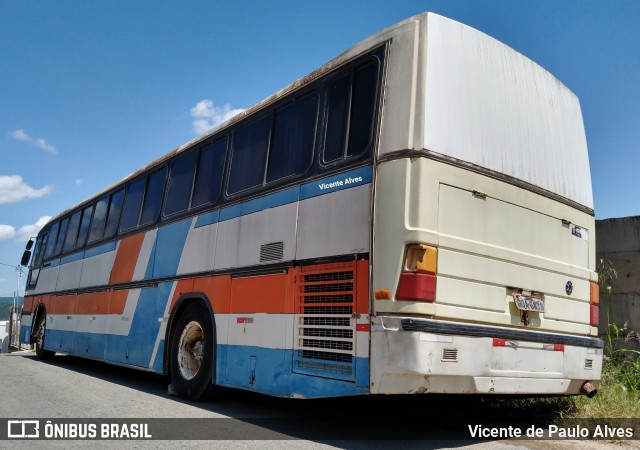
[{"left": 417, "top": 13, "right": 593, "bottom": 210}]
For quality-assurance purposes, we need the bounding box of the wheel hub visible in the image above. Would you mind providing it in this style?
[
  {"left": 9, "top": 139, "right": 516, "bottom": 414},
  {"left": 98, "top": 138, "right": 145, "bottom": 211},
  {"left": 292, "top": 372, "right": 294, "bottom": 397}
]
[{"left": 177, "top": 321, "right": 205, "bottom": 380}]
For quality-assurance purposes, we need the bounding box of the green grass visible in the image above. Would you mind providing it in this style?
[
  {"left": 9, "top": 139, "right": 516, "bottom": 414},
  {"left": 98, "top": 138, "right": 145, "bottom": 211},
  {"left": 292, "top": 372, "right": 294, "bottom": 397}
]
[{"left": 569, "top": 356, "right": 640, "bottom": 419}]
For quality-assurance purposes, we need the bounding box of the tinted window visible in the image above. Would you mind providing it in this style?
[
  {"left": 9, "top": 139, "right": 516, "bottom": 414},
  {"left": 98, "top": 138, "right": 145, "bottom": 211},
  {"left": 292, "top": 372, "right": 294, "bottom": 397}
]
[
  {"left": 76, "top": 205, "right": 93, "bottom": 249},
  {"left": 120, "top": 178, "right": 145, "bottom": 231},
  {"left": 165, "top": 152, "right": 197, "bottom": 216},
  {"left": 44, "top": 222, "right": 59, "bottom": 258},
  {"left": 266, "top": 94, "right": 317, "bottom": 182},
  {"left": 228, "top": 116, "right": 271, "bottom": 194},
  {"left": 140, "top": 169, "right": 167, "bottom": 226},
  {"left": 63, "top": 211, "right": 82, "bottom": 252},
  {"left": 324, "top": 75, "right": 350, "bottom": 163},
  {"left": 88, "top": 196, "right": 109, "bottom": 243},
  {"left": 192, "top": 139, "right": 227, "bottom": 208},
  {"left": 348, "top": 62, "right": 378, "bottom": 156},
  {"left": 54, "top": 218, "right": 69, "bottom": 255},
  {"left": 32, "top": 234, "right": 46, "bottom": 268},
  {"left": 104, "top": 190, "right": 124, "bottom": 238},
  {"left": 324, "top": 60, "right": 379, "bottom": 163}
]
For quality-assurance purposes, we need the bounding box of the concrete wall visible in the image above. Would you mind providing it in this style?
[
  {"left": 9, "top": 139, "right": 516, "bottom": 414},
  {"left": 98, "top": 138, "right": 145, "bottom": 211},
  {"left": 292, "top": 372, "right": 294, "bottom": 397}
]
[{"left": 596, "top": 217, "right": 640, "bottom": 352}]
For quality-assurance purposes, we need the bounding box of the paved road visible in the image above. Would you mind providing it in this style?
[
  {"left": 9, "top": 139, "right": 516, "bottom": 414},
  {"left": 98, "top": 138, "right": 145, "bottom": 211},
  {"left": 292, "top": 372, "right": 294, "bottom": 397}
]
[{"left": 0, "top": 352, "right": 633, "bottom": 449}]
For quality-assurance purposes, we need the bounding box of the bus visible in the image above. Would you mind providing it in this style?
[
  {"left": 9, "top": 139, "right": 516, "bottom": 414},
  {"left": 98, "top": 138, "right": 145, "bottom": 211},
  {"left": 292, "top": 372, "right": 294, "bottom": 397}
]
[{"left": 20, "top": 12, "right": 602, "bottom": 401}]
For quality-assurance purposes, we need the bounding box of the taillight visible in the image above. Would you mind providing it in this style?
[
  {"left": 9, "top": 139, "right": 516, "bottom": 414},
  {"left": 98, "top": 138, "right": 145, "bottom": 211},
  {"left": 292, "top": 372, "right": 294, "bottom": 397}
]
[
  {"left": 589, "top": 281, "right": 599, "bottom": 327},
  {"left": 397, "top": 244, "right": 437, "bottom": 302}
]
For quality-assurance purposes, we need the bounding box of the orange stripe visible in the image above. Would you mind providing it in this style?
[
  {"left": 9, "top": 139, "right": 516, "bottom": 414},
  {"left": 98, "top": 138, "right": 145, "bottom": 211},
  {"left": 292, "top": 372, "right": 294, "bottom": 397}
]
[
  {"left": 52, "top": 295, "right": 75, "bottom": 315},
  {"left": 34, "top": 260, "right": 370, "bottom": 317},
  {"left": 193, "top": 275, "right": 231, "bottom": 313},
  {"left": 74, "top": 292, "right": 111, "bottom": 314},
  {"left": 230, "top": 272, "right": 292, "bottom": 314},
  {"left": 109, "top": 290, "right": 128, "bottom": 314},
  {"left": 109, "top": 233, "right": 145, "bottom": 284},
  {"left": 355, "top": 259, "right": 370, "bottom": 314}
]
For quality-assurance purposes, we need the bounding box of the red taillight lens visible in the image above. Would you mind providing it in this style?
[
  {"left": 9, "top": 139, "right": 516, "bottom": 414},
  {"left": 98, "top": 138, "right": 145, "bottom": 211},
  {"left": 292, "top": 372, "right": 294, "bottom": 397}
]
[
  {"left": 396, "top": 272, "right": 436, "bottom": 302},
  {"left": 590, "top": 305, "right": 599, "bottom": 327},
  {"left": 589, "top": 282, "right": 599, "bottom": 327}
]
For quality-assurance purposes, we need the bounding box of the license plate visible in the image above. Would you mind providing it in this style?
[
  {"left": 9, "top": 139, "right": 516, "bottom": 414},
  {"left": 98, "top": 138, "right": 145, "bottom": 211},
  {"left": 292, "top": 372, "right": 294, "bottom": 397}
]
[{"left": 513, "top": 294, "right": 545, "bottom": 313}]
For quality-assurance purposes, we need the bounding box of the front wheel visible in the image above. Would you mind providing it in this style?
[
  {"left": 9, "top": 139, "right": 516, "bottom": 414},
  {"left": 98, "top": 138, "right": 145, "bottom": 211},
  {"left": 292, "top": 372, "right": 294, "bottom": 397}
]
[
  {"left": 33, "top": 312, "right": 54, "bottom": 359},
  {"left": 169, "top": 302, "right": 216, "bottom": 401}
]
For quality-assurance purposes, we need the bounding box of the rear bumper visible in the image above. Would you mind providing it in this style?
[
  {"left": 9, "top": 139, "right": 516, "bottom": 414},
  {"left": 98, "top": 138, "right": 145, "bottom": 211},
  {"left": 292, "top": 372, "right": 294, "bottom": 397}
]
[{"left": 370, "top": 316, "right": 603, "bottom": 395}]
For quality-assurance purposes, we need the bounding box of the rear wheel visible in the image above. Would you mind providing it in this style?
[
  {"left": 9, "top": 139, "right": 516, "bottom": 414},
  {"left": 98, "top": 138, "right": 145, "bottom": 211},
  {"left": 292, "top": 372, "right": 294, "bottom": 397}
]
[
  {"left": 33, "top": 312, "right": 54, "bottom": 359},
  {"left": 169, "top": 302, "right": 216, "bottom": 401}
]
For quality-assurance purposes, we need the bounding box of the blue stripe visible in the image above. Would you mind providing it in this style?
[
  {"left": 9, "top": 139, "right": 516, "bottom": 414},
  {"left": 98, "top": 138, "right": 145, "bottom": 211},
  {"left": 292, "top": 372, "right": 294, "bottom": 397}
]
[
  {"left": 220, "top": 186, "right": 299, "bottom": 222},
  {"left": 84, "top": 241, "right": 117, "bottom": 259},
  {"left": 104, "top": 283, "right": 172, "bottom": 367},
  {"left": 20, "top": 325, "right": 31, "bottom": 344},
  {"left": 42, "top": 328, "right": 371, "bottom": 398},
  {"left": 41, "top": 258, "right": 61, "bottom": 269},
  {"left": 300, "top": 165, "right": 372, "bottom": 200},
  {"left": 60, "top": 251, "right": 85, "bottom": 265},
  {"left": 152, "top": 218, "right": 192, "bottom": 279},
  {"left": 218, "top": 345, "right": 369, "bottom": 398},
  {"left": 195, "top": 210, "right": 220, "bottom": 228}
]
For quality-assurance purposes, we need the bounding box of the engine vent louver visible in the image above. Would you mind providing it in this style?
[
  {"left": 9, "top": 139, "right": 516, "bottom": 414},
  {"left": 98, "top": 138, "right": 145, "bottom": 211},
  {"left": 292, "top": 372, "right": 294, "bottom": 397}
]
[
  {"left": 585, "top": 359, "right": 593, "bottom": 370},
  {"left": 442, "top": 348, "right": 458, "bottom": 362},
  {"left": 293, "top": 262, "right": 358, "bottom": 381},
  {"left": 260, "top": 241, "right": 284, "bottom": 263}
]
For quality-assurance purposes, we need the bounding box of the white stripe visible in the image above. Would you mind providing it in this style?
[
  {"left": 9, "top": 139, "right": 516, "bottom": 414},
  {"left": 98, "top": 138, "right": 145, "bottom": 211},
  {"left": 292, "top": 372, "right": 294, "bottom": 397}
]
[{"left": 132, "top": 229, "right": 157, "bottom": 281}]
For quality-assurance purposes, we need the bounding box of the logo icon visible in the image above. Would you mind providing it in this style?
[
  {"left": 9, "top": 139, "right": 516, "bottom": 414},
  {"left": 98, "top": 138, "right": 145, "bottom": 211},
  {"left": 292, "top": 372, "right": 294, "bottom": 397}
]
[
  {"left": 7, "top": 420, "right": 40, "bottom": 438},
  {"left": 565, "top": 281, "right": 573, "bottom": 296}
]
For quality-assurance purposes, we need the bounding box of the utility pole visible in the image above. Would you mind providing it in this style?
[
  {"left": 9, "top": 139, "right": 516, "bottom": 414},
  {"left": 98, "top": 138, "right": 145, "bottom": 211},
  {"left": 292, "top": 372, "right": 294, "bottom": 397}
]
[{"left": 0, "top": 261, "right": 23, "bottom": 351}]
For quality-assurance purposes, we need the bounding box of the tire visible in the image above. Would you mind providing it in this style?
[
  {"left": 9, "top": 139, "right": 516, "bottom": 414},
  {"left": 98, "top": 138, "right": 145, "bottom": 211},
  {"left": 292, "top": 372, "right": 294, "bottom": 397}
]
[
  {"left": 169, "top": 302, "right": 216, "bottom": 401},
  {"left": 33, "top": 311, "right": 54, "bottom": 360}
]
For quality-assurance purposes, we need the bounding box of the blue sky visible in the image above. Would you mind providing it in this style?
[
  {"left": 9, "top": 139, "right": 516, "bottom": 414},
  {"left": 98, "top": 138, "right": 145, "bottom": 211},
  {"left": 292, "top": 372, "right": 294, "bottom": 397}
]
[{"left": 0, "top": 0, "right": 638, "bottom": 297}]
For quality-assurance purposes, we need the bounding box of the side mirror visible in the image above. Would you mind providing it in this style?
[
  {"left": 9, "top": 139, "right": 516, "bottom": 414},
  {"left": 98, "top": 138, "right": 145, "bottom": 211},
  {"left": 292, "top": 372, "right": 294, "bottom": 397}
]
[
  {"left": 25, "top": 239, "right": 34, "bottom": 251},
  {"left": 21, "top": 250, "right": 32, "bottom": 267}
]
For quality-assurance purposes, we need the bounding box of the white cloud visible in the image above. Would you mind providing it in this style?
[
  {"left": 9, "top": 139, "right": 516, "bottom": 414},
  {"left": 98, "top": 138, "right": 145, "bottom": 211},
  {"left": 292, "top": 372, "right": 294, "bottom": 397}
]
[
  {"left": 0, "top": 225, "right": 16, "bottom": 241},
  {"left": 75, "top": 179, "right": 83, "bottom": 185},
  {"left": 0, "top": 175, "right": 54, "bottom": 204},
  {"left": 190, "top": 100, "right": 245, "bottom": 135},
  {"left": 16, "top": 216, "right": 51, "bottom": 243},
  {"left": 8, "top": 129, "right": 57, "bottom": 154}
]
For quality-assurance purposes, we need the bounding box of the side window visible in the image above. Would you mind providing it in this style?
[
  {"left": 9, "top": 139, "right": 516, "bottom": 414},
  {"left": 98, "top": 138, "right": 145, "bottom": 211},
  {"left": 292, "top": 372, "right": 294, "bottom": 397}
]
[
  {"left": 63, "top": 210, "right": 82, "bottom": 252},
  {"left": 104, "top": 189, "right": 124, "bottom": 238},
  {"left": 165, "top": 152, "right": 197, "bottom": 216},
  {"left": 44, "top": 222, "right": 59, "bottom": 259},
  {"left": 192, "top": 139, "right": 227, "bottom": 208},
  {"left": 348, "top": 62, "right": 378, "bottom": 157},
  {"left": 228, "top": 116, "right": 271, "bottom": 195},
  {"left": 266, "top": 94, "right": 318, "bottom": 182},
  {"left": 32, "top": 234, "right": 46, "bottom": 269},
  {"left": 76, "top": 205, "right": 93, "bottom": 249},
  {"left": 140, "top": 168, "right": 167, "bottom": 226},
  {"left": 54, "top": 218, "right": 70, "bottom": 256},
  {"left": 324, "top": 59, "right": 379, "bottom": 163},
  {"left": 88, "top": 195, "right": 109, "bottom": 243},
  {"left": 324, "top": 75, "right": 350, "bottom": 163},
  {"left": 120, "top": 178, "right": 146, "bottom": 232}
]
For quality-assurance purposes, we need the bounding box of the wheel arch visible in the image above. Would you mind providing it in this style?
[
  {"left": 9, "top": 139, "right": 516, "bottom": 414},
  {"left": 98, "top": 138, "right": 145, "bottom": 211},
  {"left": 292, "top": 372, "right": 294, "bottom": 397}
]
[
  {"left": 30, "top": 303, "right": 48, "bottom": 343},
  {"left": 163, "top": 292, "right": 217, "bottom": 382}
]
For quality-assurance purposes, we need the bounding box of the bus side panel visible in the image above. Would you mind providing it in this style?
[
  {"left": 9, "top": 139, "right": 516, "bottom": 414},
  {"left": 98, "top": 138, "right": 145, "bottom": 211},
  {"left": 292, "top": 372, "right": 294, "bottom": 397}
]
[
  {"left": 296, "top": 167, "right": 372, "bottom": 260},
  {"left": 214, "top": 198, "right": 299, "bottom": 271},
  {"left": 78, "top": 242, "right": 118, "bottom": 288},
  {"left": 176, "top": 214, "right": 218, "bottom": 275}
]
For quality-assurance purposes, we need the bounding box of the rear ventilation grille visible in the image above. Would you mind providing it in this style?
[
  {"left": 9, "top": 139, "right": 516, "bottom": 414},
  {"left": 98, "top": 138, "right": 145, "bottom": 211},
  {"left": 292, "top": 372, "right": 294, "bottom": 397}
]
[
  {"left": 293, "top": 262, "right": 358, "bottom": 381},
  {"left": 260, "top": 241, "right": 284, "bottom": 263},
  {"left": 585, "top": 359, "right": 593, "bottom": 370},
  {"left": 442, "top": 348, "right": 458, "bottom": 362}
]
